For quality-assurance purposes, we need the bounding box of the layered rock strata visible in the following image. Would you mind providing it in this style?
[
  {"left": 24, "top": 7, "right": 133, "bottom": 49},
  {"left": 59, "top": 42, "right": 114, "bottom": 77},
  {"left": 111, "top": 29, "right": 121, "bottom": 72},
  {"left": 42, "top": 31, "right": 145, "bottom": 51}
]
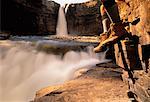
[
  {"left": 66, "top": 0, "right": 103, "bottom": 36},
  {"left": 116, "top": 1, "right": 150, "bottom": 101},
  {"left": 117, "top": 0, "right": 150, "bottom": 45},
  {"left": 33, "top": 63, "right": 128, "bottom": 102},
  {"left": 1, "top": 0, "right": 59, "bottom": 35}
]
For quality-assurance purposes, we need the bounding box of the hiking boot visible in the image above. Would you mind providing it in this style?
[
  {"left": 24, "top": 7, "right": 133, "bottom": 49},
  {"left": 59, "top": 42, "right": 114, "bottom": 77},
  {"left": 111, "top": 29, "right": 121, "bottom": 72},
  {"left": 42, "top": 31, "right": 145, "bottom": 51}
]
[
  {"left": 99, "top": 32, "right": 108, "bottom": 41},
  {"left": 94, "top": 32, "right": 108, "bottom": 53},
  {"left": 94, "top": 22, "right": 129, "bottom": 53}
]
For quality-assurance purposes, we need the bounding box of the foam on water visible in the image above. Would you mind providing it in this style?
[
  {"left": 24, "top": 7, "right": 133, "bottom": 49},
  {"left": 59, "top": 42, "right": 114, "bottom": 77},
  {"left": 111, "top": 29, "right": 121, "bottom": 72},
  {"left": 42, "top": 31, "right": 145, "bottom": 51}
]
[{"left": 0, "top": 45, "right": 109, "bottom": 102}]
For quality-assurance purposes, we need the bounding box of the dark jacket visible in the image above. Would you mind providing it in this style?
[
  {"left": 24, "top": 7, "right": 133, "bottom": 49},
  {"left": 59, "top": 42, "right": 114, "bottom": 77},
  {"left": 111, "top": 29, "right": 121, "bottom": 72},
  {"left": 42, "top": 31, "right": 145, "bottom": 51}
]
[{"left": 100, "top": 0, "right": 116, "bottom": 8}]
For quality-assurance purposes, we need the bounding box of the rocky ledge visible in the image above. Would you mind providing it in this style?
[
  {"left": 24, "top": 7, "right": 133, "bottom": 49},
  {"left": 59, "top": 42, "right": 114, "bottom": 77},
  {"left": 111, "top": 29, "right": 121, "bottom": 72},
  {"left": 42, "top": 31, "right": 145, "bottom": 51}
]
[{"left": 33, "top": 62, "right": 128, "bottom": 102}]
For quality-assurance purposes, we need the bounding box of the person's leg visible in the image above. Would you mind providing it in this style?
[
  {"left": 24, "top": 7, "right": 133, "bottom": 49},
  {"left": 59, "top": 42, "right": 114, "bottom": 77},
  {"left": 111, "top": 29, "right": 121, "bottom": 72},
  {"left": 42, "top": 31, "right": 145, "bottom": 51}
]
[
  {"left": 94, "top": 0, "right": 129, "bottom": 53},
  {"left": 103, "top": 1, "right": 127, "bottom": 38},
  {"left": 94, "top": 5, "right": 109, "bottom": 52},
  {"left": 100, "top": 5, "right": 110, "bottom": 34},
  {"left": 102, "top": 0, "right": 120, "bottom": 23},
  {"left": 102, "top": 18, "right": 109, "bottom": 33}
]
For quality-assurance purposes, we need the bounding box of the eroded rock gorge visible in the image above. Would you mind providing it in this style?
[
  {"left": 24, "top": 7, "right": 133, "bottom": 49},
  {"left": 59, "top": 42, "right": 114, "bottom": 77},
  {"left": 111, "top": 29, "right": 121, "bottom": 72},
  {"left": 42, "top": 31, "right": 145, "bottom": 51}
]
[
  {"left": 66, "top": 0, "right": 103, "bottom": 35},
  {"left": 1, "top": 0, "right": 150, "bottom": 42},
  {"left": 1, "top": 0, "right": 104, "bottom": 36},
  {"left": 1, "top": 0, "right": 59, "bottom": 35}
]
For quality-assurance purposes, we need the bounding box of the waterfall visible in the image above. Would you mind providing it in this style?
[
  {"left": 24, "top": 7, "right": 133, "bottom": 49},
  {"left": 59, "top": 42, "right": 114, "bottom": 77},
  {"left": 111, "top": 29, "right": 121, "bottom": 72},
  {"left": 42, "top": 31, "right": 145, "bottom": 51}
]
[
  {"left": 56, "top": 6, "right": 68, "bottom": 36},
  {"left": 65, "top": 4, "right": 70, "bottom": 13}
]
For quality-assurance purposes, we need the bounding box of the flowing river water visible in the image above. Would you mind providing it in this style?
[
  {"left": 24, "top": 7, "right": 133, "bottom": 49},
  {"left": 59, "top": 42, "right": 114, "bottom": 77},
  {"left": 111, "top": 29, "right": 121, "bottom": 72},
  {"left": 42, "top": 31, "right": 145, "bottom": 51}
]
[{"left": 0, "top": 39, "right": 109, "bottom": 102}]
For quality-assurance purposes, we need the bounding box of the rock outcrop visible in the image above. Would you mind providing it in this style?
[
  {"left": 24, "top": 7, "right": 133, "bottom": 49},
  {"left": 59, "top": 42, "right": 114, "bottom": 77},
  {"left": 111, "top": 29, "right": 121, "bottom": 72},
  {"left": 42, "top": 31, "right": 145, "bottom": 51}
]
[
  {"left": 33, "top": 63, "right": 128, "bottom": 102},
  {"left": 116, "top": 1, "right": 150, "bottom": 101},
  {"left": 66, "top": 0, "right": 103, "bottom": 36},
  {"left": 117, "top": 0, "right": 150, "bottom": 45},
  {"left": 1, "top": 0, "right": 59, "bottom": 35}
]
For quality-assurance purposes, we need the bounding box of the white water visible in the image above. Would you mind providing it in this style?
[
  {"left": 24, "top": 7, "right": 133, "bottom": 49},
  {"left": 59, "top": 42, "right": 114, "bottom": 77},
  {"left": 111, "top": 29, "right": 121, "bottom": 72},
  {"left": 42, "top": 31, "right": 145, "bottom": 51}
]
[
  {"left": 50, "top": 0, "right": 91, "bottom": 6},
  {"left": 56, "top": 6, "right": 68, "bottom": 36},
  {"left": 65, "top": 4, "right": 70, "bottom": 13},
  {"left": 0, "top": 45, "right": 109, "bottom": 102}
]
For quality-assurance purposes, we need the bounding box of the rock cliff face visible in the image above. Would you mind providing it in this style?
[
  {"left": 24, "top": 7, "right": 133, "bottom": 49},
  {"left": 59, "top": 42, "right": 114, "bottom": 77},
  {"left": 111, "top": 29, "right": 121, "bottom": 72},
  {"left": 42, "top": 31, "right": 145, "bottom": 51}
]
[
  {"left": 66, "top": 0, "right": 103, "bottom": 36},
  {"left": 66, "top": 0, "right": 150, "bottom": 40},
  {"left": 117, "top": 1, "right": 150, "bottom": 101},
  {"left": 1, "top": 0, "right": 150, "bottom": 39},
  {"left": 117, "top": 0, "right": 150, "bottom": 45},
  {"left": 1, "top": 0, "right": 59, "bottom": 35},
  {"left": 1, "top": 0, "right": 102, "bottom": 36}
]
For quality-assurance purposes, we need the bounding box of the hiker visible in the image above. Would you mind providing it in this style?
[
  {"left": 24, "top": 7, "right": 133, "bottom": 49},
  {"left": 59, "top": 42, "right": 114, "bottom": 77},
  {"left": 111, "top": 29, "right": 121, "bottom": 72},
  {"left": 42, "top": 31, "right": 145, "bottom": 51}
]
[{"left": 94, "top": 0, "right": 129, "bottom": 53}]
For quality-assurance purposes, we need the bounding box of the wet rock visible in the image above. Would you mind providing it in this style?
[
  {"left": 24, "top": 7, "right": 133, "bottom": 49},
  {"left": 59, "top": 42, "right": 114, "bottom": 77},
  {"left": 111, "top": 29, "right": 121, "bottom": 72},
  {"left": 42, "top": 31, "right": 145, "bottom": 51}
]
[
  {"left": 0, "top": 33, "right": 10, "bottom": 40},
  {"left": 1, "top": 0, "right": 59, "bottom": 35}
]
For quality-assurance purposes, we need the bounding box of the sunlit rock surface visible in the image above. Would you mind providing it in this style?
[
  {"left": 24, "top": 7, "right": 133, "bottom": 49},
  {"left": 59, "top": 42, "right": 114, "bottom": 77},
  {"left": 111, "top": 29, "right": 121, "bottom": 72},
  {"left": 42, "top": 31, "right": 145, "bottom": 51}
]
[
  {"left": 33, "top": 63, "right": 128, "bottom": 102},
  {"left": 1, "top": 0, "right": 59, "bottom": 35},
  {"left": 117, "top": 0, "right": 150, "bottom": 45},
  {"left": 117, "top": 0, "right": 150, "bottom": 101}
]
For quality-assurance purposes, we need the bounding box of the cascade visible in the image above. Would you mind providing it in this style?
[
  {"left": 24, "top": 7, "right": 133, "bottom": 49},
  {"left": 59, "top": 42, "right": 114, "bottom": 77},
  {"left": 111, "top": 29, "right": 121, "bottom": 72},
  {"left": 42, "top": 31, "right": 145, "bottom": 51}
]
[{"left": 56, "top": 6, "right": 68, "bottom": 36}]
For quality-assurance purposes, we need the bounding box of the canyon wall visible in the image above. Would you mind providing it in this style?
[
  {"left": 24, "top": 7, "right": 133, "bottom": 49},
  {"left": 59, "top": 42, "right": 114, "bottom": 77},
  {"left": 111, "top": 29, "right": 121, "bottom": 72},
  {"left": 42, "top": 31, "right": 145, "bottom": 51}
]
[
  {"left": 117, "top": 0, "right": 150, "bottom": 45},
  {"left": 66, "top": 0, "right": 103, "bottom": 36},
  {"left": 1, "top": 0, "right": 150, "bottom": 39},
  {"left": 1, "top": 0, "right": 103, "bottom": 36},
  {"left": 116, "top": 1, "right": 150, "bottom": 101},
  {"left": 1, "top": 0, "right": 59, "bottom": 35}
]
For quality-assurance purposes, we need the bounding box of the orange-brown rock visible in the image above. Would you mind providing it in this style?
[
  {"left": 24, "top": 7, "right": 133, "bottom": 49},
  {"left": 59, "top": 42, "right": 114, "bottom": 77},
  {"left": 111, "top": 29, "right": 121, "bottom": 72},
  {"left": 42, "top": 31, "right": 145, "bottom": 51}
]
[
  {"left": 33, "top": 63, "right": 128, "bottom": 102},
  {"left": 117, "top": 0, "right": 150, "bottom": 45},
  {"left": 115, "top": 1, "right": 150, "bottom": 101}
]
